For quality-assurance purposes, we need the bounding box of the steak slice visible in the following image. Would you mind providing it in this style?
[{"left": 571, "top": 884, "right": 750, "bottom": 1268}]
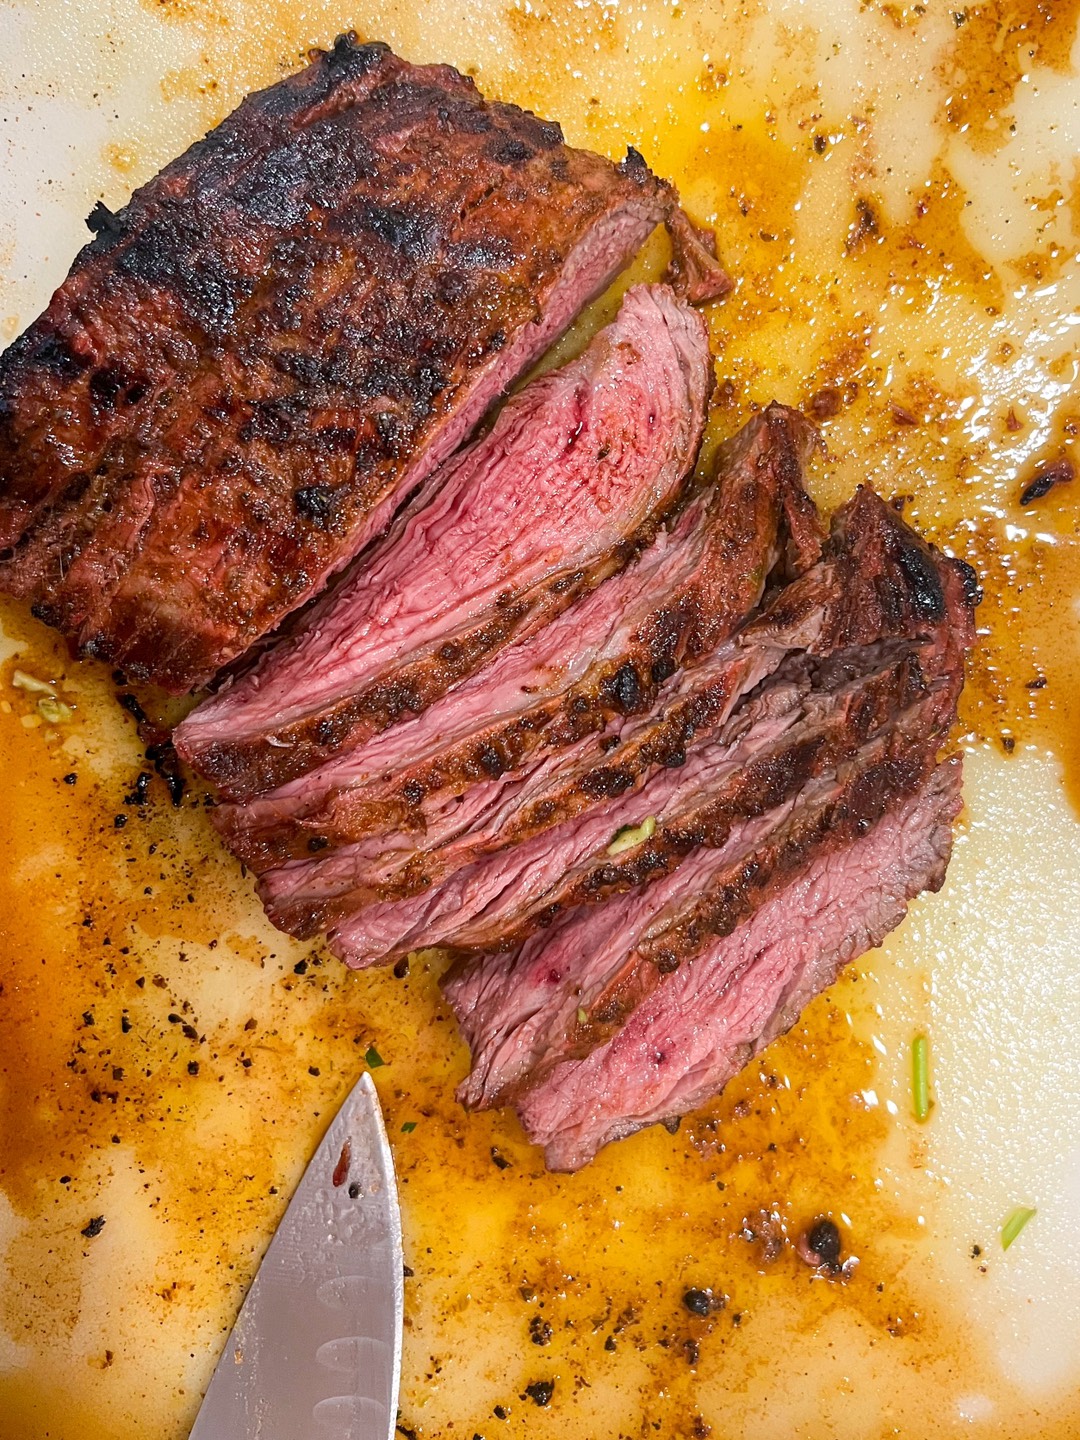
[
  {"left": 264, "top": 485, "right": 973, "bottom": 955},
  {"left": 506, "top": 757, "right": 963, "bottom": 1170},
  {"left": 445, "top": 672, "right": 951, "bottom": 1096},
  {"left": 212, "top": 402, "right": 823, "bottom": 870},
  {"left": 175, "top": 284, "right": 713, "bottom": 796},
  {"left": 0, "top": 35, "right": 728, "bottom": 693}
]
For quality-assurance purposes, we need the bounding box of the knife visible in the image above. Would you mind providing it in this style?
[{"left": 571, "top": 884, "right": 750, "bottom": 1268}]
[{"left": 189, "top": 1070, "right": 403, "bottom": 1439}]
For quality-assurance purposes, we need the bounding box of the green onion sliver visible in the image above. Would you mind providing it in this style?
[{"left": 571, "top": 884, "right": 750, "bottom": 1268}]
[
  {"left": 912, "top": 1034, "right": 930, "bottom": 1122},
  {"left": 1001, "top": 1205, "right": 1037, "bottom": 1251},
  {"left": 365, "top": 1045, "right": 385, "bottom": 1069}
]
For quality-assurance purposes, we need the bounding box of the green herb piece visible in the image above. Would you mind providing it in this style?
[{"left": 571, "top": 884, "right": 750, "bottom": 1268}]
[
  {"left": 1001, "top": 1205, "right": 1037, "bottom": 1251},
  {"left": 576, "top": 1007, "right": 589, "bottom": 1026},
  {"left": 401, "top": 1121, "right": 417, "bottom": 1134},
  {"left": 364, "top": 1045, "right": 385, "bottom": 1069},
  {"left": 37, "top": 695, "right": 73, "bottom": 725},
  {"left": 607, "top": 814, "right": 657, "bottom": 856},
  {"left": 912, "top": 1034, "right": 930, "bottom": 1122},
  {"left": 12, "top": 669, "right": 56, "bottom": 695}
]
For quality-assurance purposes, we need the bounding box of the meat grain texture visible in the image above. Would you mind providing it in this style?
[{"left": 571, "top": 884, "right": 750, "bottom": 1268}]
[{"left": 0, "top": 36, "right": 726, "bottom": 691}]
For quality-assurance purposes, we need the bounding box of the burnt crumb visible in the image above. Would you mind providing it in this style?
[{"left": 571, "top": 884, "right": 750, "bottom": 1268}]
[
  {"left": 523, "top": 1380, "right": 554, "bottom": 1407},
  {"left": 683, "top": 1337, "right": 700, "bottom": 1365},
  {"left": 81, "top": 1215, "right": 106, "bottom": 1239},
  {"left": 798, "top": 1217, "right": 842, "bottom": 1271},
  {"left": 187, "top": 1061, "right": 200, "bottom": 1076},
  {"left": 529, "top": 1315, "right": 553, "bottom": 1346},
  {"left": 661, "top": 1115, "right": 682, "bottom": 1134},
  {"left": 1026, "top": 675, "right": 1047, "bottom": 689},
  {"left": 490, "top": 1146, "right": 511, "bottom": 1170},
  {"left": 682, "top": 1288, "right": 716, "bottom": 1317},
  {"left": 120, "top": 1014, "right": 132, "bottom": 1034},
  {"left": 813, "top": 133, "right": 828, "bottom": 154},
  {"left": 396, "top": 1425, "right": 418, "bottom": 1440},
  {"left": 145, "top": 740, "right": 186, "bottom": 807},
  {"left": 116, "top": 691, "right": 149, "bottom": 726},
  {"left": 493, "top": 1404, "right": 508, "bottom": 1420},
  {"left": 1002, "top": 735, "right": 1016, "bottom": 754},
  {"left": 123, "top": 771, "right": 152, "bottom": 806},
  {"left": 1019, "top": 456, "right": 1073, "bottom": 507},
  {"left": 971, "top": 1244, "right": 982, "bottom": 1258},
  {"left": 306, "top": 835, "right": 329, "bottom": 852},
  {"left": 348, "top": 1182, "right": 362, "bottom": 1200},
  {"left": 846, "top": 196, "right": 880, "bottom": 253},
  {"left": 293, "top": 959, "right": 308, "bottom": 975},
  {"left": 113, "top": 814, "right": 128, "bottom": 829},
  {"left": 604, "top": 1334, "right": 617, "bottom": 1352},
  {"left": 806, "top": 385, "right": 841, "bottom": 419},
  {"left": 82, "top": 1011, "right": 95, "bottom": 1027},
  {"left": 62, "top": 772, "right": 78, "bottom": 785},
  {"left": 393, "top": 957, "right": 410, "bottom": 979}
]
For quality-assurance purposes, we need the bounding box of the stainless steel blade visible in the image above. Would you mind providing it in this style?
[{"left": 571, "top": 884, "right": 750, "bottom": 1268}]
[{"left": 189, "top": 1071, "right": 403, "bottom": 1440}]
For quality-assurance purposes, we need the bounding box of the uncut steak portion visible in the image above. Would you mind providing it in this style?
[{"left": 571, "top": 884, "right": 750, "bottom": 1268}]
[
  {"left": 177, "top": 284, "right": 712, "bottom": 796},
  {"left": 516, "top": 758, "right": 963, "bottom": 1171},
  {"left": 267, "top": 484, "right": 973, "bottom": 957},
  {"left": 0, "top": 36, "right": 728, "bottom": 693},
  {"left": 213, "top": 402, "right": 823, "bottom": 870}
]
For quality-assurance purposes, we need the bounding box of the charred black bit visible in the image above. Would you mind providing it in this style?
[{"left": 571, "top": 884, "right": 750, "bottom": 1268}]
[
  {"left": 116, "top": 691, "right": 149, "bottom": 725},
  {"left": 604, "top": 1334, "right": 617, "bottom": 1352},
  {"left": 293, "top": 959, "right": 308, "bottom": 975},
  {"left": 85, "top": 200, "right": 123, "bottom": 238},
  {"left": 1026, "top": 676, "right": 1047, "bottom": 690},
  {"left": 682, "top": 1288, "right": 714, "bottom": 1317},
  {"left": 529, "top": 1315, "right": 553, "bottom": 1346},
  {"left": 187, "top": 1061, "right": 200, "bottom": 1076},
  {"left": 493, "top": 1405, "right": 508, "bottom": 1420},
  {"left": 113, "top": 814, "right": 128, "bottom": 829},
  {"left": 62, "top": 772, "right": 78, "bottom": 784},
  {"left": 393, "top": 957, "right": 410, "bottom": 979},
  {"left": 524, "top": 1380, "right": 554, "bottom": 1407},
  {"left": 683, "top": 1337, "right": 700, "bottom": 1365},
  {"left": 396, "top": 1425, "right": 418, "bottom": 1440},
  {"left": 307, "top": 835, "right": 330, "bottom": 852},
  {"left": 81, "top": 1216, "right": 106, "bottom": 1239},
  {"left": 123, "top": 771, "right": 152, "bottom": 806},
  {"left": 348, "top": 1182, "right": 362, "bottom": 1200},
  {"left": 490, "top": 1146, "right": 511, "bottom": 1170},
  {"left": 800, "top": 1217, "right": 842, "bottom": 1271}
]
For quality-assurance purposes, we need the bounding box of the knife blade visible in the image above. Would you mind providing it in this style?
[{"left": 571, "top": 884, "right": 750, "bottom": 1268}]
[{"left": 189, "top": 1070, "right": 403, "bottom": 1440}]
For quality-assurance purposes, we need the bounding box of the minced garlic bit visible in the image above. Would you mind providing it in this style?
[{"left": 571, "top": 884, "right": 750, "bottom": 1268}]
[
  {"left": 11, "top": 668, "right": 57, "bottom": 695},
  {"left": 606, "top": 814, "right": 657, "bottom": 856},
  {"left": 576, "top": 1007, "right": 589, "bottom": 1026}
]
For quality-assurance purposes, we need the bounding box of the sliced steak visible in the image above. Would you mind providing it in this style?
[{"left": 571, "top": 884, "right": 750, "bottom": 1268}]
[
  {"left": 0, "top": 36, "right": 728, "bottom": 693},
  {"left": 175, "top": 284, "right": 713, "bottom": 795},
  {"left": 262, "top": 485, "right": 973, "bottom": 955},
  {"left": 213, "top": 402, "right": 823, "bottom": 870},
  {"left": 509, "top": 757, "right": 963, "bottom": 1170}
]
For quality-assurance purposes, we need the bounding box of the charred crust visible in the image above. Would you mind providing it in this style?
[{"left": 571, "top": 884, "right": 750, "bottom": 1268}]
[
  {"left": 950, "top": 555, "right": 981, "bottom": 607},
  {"left": 892, "top": 534, "right": 945, "bottom": 622}
]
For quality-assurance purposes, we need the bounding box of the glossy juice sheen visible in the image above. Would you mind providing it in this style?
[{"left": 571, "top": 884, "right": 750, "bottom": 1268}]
[{"left": 1, "top": 2, "right": 1079, "bottom": 1437}]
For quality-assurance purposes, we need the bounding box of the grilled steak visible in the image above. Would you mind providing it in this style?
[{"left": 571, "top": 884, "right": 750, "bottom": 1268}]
[
  {"left": 175, "top": 285, "right": 712, "bottom": 794},
  {"left": 260, "top": 484, "right": 973, "bottom": 956},
  {"left": 505, "top": 758, "right": 963, "bottom": 1170},
  {"left": 211, "top": 403, "right": 822, "bottom": 871},
  {"left": 0, "top": 36, "right": 727, "bottom": 692}
]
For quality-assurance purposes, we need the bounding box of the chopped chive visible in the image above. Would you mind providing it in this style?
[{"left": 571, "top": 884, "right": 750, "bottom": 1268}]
[
  {"left": 1001, "top": 1205, "right": 1036, "bottom": 1251},
  {"left": 912, "top": 1034, "right": 930, "bottom": 1122},
  {"left": 400, "top": 1121, "right": 417, "bottom": 1134},
  {"left": 607, "top": 814, "right": 657, "bottom": 856},
  {"left": 576, "top": 1007, "right": 589, "bottom": 1026},
  {"left": 364, "top": 1045, "right": 385, "bottom": 1069}
]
